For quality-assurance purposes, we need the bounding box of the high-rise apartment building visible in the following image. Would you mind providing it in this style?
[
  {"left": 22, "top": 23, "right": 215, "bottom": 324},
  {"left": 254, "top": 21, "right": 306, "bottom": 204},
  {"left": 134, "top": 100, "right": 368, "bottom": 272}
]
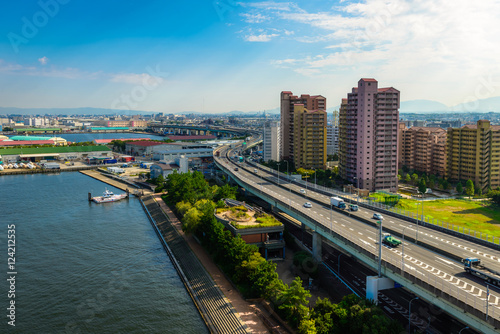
[
  {"left": 280, "top": 91, "right": 326, "bottom": 161},
  {"left": 339, "top": 78, "right": 400, "bottom": 192},
  {"left": 398, "top": 124, "right": 447, "bottom": 176},
  {"left": 263, "top": 121, "right": 281, "bottom": 162},
  {"left": 292, "top": 104, "right": 327, "bottom": 169},
  {"left": 446, "top": 120, "right": 500, "bottom": 191},
  {"left": 327, "top": 124, "right": 339, "bottom": 155}
]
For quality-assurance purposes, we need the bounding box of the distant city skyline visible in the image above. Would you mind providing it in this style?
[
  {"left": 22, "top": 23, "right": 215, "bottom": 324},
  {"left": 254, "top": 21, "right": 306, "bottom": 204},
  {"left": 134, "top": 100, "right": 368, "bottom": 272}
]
[{"left": 1, "top": 0, "right": 500, "bottom": 113}]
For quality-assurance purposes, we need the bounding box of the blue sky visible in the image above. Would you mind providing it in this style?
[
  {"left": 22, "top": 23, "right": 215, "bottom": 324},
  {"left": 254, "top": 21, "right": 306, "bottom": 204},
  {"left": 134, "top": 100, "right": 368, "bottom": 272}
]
[{"left": 1, "top": 0, "right": 500, "bottom": 113}]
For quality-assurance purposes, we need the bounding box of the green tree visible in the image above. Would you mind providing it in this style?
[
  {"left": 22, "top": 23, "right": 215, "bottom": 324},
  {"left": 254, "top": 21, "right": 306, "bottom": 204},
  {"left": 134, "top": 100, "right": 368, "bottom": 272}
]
[
  {"left": 297, "top": 318, "right": 316, "bottom": 334},
  {"left": 465, "top": 179, "right": 475, "bottom": 198},
  {"left": 418, "top": 178, "right": 427, "bottom": 195},
  {"left": 411, "top": 173, "right": 419, "bottom": 185},
  {"left": 456, "top": 182, "right": 463, "bottom": 194},
  {"left": 175, "top": 201, "right": 192, "bottom": 216},
  {"left": 182, "top": 207, "right": 203, "bottom": 233},
  {"left": 278, "top": 277, "right": 312, "bottom": 328},
  {"left": 405, "top": 173, "right": 411, "bottom": 183}
]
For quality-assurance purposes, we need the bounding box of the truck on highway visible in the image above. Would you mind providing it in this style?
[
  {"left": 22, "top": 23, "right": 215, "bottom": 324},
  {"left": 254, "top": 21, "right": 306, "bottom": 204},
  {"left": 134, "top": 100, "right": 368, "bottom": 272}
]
[
  {"left": 382, "top": 233, "right": 402, "bottom": 247},
  {"left": 330, "top": 196, "right": 346, "bottom": 209},
  {"left": 462, "top": 258, "right": 500, "bottom": 285}
]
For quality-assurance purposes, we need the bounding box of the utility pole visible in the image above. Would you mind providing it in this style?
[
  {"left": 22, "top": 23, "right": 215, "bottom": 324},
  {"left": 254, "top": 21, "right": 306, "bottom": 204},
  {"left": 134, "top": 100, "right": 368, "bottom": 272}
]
[{"left": 378, "top": 219, "right": 383, "bottom": 277}]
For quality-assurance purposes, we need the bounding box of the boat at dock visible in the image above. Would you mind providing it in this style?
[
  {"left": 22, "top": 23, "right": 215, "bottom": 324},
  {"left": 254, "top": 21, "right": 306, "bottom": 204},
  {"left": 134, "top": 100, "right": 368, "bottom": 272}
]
[{"left": 91, "top": 189, "right": 128, "bottom": 204}]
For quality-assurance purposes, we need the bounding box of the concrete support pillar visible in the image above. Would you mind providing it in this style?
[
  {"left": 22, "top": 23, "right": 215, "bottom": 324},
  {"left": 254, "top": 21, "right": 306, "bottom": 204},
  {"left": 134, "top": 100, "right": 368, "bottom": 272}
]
[{"left": 312, "top": 231, "right": 322, "bottom": 261}]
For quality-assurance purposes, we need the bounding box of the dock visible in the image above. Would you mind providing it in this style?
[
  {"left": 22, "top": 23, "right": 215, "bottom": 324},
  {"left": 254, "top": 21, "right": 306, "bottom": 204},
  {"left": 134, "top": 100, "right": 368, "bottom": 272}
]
[{"left": 80, "top": 170, "right": 152, "bottom": 196}]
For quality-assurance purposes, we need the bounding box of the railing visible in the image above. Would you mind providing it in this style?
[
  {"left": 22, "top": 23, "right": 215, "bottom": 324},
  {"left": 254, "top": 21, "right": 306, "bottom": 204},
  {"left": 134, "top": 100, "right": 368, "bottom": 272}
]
[{"left": 244, "top": 160, "right": 500, "bottom": 248}]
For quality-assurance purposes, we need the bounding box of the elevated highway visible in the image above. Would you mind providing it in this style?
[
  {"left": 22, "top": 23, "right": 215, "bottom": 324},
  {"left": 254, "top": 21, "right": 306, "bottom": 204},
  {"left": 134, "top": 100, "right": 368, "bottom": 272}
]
[{"left": 214, "top": 143, "right": 500, "bottom": 334}]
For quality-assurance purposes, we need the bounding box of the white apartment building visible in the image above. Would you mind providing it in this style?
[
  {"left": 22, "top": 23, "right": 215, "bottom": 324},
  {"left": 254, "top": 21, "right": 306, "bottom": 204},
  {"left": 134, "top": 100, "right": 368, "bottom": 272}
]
[
  {"left": 327, "top": 124, "right": 339, "bottom": 155},
  {"left": 263, "top": 121, "right": 281, "bottom": 162}
]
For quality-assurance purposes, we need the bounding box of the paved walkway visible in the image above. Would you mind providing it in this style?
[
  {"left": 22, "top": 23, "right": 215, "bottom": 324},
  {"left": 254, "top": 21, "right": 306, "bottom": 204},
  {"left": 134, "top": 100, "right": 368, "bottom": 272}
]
[{"left": 149, "top": 194, "right": 277, "bottom": 334}]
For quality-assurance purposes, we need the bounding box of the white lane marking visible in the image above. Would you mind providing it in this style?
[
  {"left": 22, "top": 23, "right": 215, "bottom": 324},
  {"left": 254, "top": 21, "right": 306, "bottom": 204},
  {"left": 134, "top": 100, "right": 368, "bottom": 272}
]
[{"left": 435, "top": 256, "right": 462, "bottom": 269}]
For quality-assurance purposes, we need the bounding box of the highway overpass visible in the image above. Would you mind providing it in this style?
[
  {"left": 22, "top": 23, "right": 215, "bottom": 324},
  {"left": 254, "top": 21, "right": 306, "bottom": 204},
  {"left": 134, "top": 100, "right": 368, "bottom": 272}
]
[{"left": 214, "top": 143, "right": 500, "bottom": 334}]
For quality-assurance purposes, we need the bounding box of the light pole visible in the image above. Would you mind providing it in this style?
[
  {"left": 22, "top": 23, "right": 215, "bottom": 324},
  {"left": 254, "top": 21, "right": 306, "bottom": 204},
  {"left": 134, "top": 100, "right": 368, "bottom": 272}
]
[
  {"left": 313, "top": 168, "right": 317, "bottom": 190},
  {"left": 416, "top": 203, "right": 421, "bottom": 244},
  {"left": 284, "top": 160, "right": 291, "bottom": 194},
  {"left": 330, "top": 202, "right": 333, "bottom": 233},
  {"left": 277, "top": 162, "right": 280, "bottom": 185},
  {"left": 305, "top": 171, "right": 309, "bottom": 196},
  {"left": 402, "top": 225, "right": 410, "bottom": 271},
  {"left": 377, "top": 218, "right": 383, "bottom": 277},
  {"left": 459, "top": 326, "right": 469, "bottom": 334},
  {"left": 353, "top": 176, "right": 357, "bottom": 203},
  {"left": 409, "top": 297, "right": 419, "bottom": 334}
]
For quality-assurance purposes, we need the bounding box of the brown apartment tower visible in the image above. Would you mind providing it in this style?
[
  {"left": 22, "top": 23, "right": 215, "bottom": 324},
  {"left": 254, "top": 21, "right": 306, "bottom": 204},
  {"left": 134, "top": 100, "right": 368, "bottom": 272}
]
[{"left": 280, "top": 92, "right": 326, "bottom": 164}]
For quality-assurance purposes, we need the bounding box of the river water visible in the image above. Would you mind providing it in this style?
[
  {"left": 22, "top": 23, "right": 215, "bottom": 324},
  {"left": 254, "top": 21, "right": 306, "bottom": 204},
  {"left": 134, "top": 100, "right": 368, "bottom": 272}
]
[
  {"left": 0, "top": 172, "right": 207, "bottom": 333},
  {"left": 8, "top": 132, "right": 165, "bottom": 143}
]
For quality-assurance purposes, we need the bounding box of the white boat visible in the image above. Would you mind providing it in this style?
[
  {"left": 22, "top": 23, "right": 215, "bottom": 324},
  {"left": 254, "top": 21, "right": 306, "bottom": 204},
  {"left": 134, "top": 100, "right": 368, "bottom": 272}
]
[
  {"left": 91, "top": 188, "right": 128, "bottom": 204},
  {"left": 0, "top": 165, "right": 4, "bottom": 171},
  {"left": 19, "top": 163, "right": 25, "bottom": 168},
  {"left": 13, "top": 164, "right": 19, "bottom": 169},
  {"left": 7, "top": 164, "right": 13, "bottom": 169}
]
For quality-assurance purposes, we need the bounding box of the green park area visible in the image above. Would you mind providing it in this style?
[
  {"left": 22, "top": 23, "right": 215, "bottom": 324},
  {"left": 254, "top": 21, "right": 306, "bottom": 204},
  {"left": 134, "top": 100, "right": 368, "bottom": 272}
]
[{"left": 370, "top": 193, "right": 500, "bottom": 238}]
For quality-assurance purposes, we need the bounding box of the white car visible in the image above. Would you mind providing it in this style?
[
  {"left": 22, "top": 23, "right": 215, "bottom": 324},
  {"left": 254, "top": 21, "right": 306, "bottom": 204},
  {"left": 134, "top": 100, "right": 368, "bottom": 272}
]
[
  {"left": 373, "top": 213, "right": 383, "bottom": 220},
  {"left": 300, "top": 189, "right": 306, "bottom": 194},
  {"left": 304, "top": 202, "right": 312, "bottom": 208}
]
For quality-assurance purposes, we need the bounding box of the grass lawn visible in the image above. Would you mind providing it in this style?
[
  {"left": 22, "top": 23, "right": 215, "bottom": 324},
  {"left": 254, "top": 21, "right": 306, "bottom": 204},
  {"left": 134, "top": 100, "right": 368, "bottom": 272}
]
[{"left": 394, "top": 198, "right": 500, "bottom": 238}]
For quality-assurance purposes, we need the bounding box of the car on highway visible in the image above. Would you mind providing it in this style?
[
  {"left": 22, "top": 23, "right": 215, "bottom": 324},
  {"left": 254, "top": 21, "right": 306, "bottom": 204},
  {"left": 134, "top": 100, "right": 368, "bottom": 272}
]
[
  {"left": 349, "top": 204, "right": 358, "bottom": 211},
  {"left": 254, "top": 169, "right": 258, "bottom": 173},
  {"left": 300, "top": 189, "right": 306, "bottom": 194},
  {"left": 234, "top": 167, "right": 239, "bottom": 171},
  {"left": 373, "top": 213, "right": 383, "bottom": 220},
  {"left": 303, "top": 202, "right": 312, "bottom": 208}
]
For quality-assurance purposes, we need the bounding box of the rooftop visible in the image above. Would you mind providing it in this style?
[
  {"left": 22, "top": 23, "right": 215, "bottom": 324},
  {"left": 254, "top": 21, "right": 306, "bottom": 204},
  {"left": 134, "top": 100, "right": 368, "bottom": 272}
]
[
  {"left": 0, "top": 145, "right": 111, "bottom": 155},
  {"left": 126, "top": 140, "right": 164, "bottom": 147},
  {"left": 165, "top": 135, "right": 217, "bottom": 141},
  {"left": 94, "top": 138, "right": 151, "bottom": 144}
]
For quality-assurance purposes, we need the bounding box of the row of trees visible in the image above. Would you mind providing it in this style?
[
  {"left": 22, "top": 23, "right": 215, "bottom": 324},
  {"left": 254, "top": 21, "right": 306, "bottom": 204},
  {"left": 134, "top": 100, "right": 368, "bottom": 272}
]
[
  {"left": 261, "top": 160, "right": 342, "bottom": 188},
  {"left": 161, "top": 171, "right": 402, "bottom": 333}
]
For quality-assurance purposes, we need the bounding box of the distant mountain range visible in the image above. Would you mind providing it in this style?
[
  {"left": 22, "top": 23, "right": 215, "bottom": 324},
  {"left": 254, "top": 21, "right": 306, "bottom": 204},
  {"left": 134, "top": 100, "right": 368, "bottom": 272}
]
[{"left": 1, "top": 96, "right": 500, "bottom": 116}]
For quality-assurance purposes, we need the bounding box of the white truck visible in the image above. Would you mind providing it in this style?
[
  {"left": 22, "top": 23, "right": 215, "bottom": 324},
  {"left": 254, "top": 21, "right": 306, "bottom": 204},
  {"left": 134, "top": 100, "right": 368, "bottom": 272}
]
[{"left": 330, "top": 196, "right": 346, "bottom": 209}]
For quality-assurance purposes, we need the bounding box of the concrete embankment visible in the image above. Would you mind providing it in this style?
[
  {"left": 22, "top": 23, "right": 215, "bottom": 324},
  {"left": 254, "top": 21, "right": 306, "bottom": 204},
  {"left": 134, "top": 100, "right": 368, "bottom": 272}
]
[
  {"left": 0, "top": 165, "right": 100, "bottom": 176},
  {"left": 140, "top": 195, "right": 249, "bottom": 334}
]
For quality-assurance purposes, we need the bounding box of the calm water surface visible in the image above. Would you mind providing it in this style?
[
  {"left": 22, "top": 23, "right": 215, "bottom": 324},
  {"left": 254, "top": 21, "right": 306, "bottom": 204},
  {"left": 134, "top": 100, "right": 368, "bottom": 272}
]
[
  {"left": 0, "top": 172, "right": 207, "bottom": 333},
  {"left": 8, "top": 132, "right": 165, "bottom": 143}
]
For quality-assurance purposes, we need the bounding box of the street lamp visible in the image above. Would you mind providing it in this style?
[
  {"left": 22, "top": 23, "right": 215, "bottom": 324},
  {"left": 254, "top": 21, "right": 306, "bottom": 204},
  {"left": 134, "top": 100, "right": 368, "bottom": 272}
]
[
  {"left": 284, "top": 160, "right": 291, "bottom": 194},
  {"left": 416, "top": 203, "right": 421, "bottom": 244},
  {"left": 277, "top": 162, "right": 281, "bottom": 185},
  {"left": 402, "top": 225, "right": 411, "bottom": 271},
  {"left": 459, "top": 326, "right": 469, "bottom": 334},
  {"left": 409, "top": 297, "right": 419, "bottom": 333},
  {"left": 305, "top": 171, "right": 309, "bottom": 196},
  {"left": 377, "top": 218, "right": 384, "bottom": 277},
  {"left": 312, "top": 168, "right": 317, "bottom": 189}
]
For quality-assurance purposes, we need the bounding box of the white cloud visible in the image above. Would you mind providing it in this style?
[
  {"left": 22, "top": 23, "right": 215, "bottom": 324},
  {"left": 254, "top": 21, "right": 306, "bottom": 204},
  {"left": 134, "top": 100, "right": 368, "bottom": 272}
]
[
  {"left": 240, "top": 13, "right": 271, "bottom": 23},
  {"left": 240, "top": 0, "right": 500, "bottom": 104},
  {"left": 245, "top": 33, "right": 279, "bottom": 42},
  {"left": 38, "top": 56, "right": 49, "bottom": 65}
]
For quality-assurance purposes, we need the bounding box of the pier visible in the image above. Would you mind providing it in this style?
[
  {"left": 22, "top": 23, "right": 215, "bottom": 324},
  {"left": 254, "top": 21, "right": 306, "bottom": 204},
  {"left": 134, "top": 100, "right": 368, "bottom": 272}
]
[{"left": 80, "top": 170, "right": 152, "bottom": 196}]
